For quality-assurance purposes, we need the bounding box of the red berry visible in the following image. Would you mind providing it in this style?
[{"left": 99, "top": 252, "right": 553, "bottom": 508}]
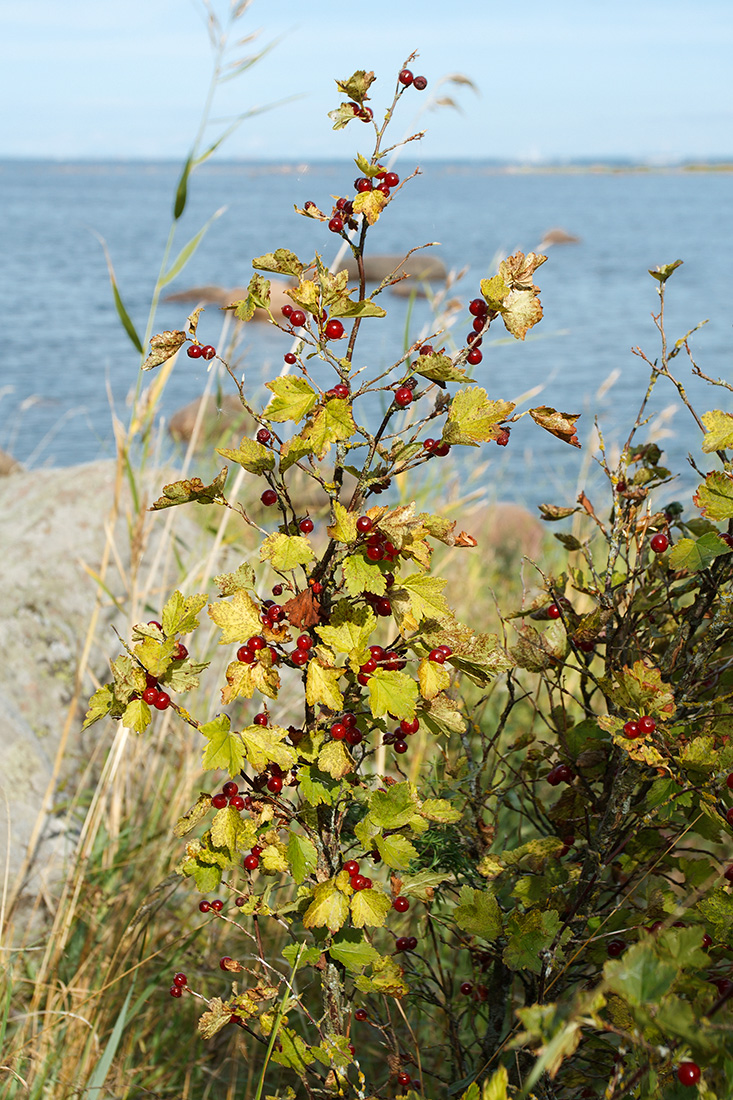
[
  {"left": 555, "top": 764, "right": 574, "bottom": 783},
  {"left": 369, "top": 645, "right": 385, "bottom": 661},
  {"left": 211, "top": 793, "right": 228, "bottom": 809},
  {"left": 607, "top": 938, "right": 626, "bottom": 957},
  {"left": 311, "top": 581, "right": 323, "bottom": 595},
  {"left": 249, "top": 636, "right": 266, "bottom": 651},
  {"left": 434, "top": 441, "right": 450, "bottom": 457},
  {"left": 354, "top": 1008, "right": 367, "bottom": 1022},
  {"left": 406, "top": 936, "right": 417, "bottom": 949},
  {"left": 472, "top": 316, "right": 485, "bottom": 333},
  {"left": 251, "top": 845, "right": 263, "bottom": 857},
  {"left": 219, "top": 956, "right": 232, "bottom": 970},
  {"left": 267, "top": 774, "right": 283, "bottom": 794},
  {"left": 237, "top": 645, "right": 255, "bottom": 663},
  {"left": 329, "top": 215, "right": 344, "bottom": 233},
  {"left": 294, "top": 634, "right": 312, "bottom": 651},
  {"left": 702, "top": 931, "right": 713, "bottom": 948},
  {"left": 429, "top": 649, "right": 446, "bottom": 664},
  {"left": 173, "top": 972, "right": 187, "bottom": 987},
  {"left": 281, "top": 304, "right": 293, "bottom": 318},
  {"left": 261, "top": 489, "right": 278, "bottom": 506},
  {"left": 398, "top": 69, "right": 414, "bottom": 85},
  {"left": 221, "top": 779, "right": 239, "bottom": 798},
  {"left": 346, "top": 728, "right": 363, "bottom": 746},
  {"left": 169, "top": 985, "right": 183, "bottom": 997},
  {"left": 333, "top": 383, "right": 350, "bottom": 398},
  {"left": 639, "top": 715, "right": 656, "bottom": 734},
  {"left": 469, "top": 298, "right": 487, "bottom": 316},
  {"left": 393, "top": 896, "right": 409, "bottom": 913},
  {"left": 292, "top": 649, "right": 310, "bottom": 667},
  {"left": 677, "top": 1062, "right": 701, "bottom": 1087},
  {"left": 723, "top": 864, "right": 733, "bottom": 881},
  {"left": 253, "top": 712, "right": 268, "bottom": 725},
  {"left": 299, "top": 517, "right": 314, "bottom": 534},
  {"left": 198, "top": 900, "right": 211, "bottom": 913},
  {"left": 210, "top": 899, "right": 224, "bottom": 912},
  {"left": 201, "top": 345, "right": 216, "bottom": 360},
  {"left": 244, "top": 853, "right": 260, "bottom": 871},
  {"left": 272, "top": 585, "right": 283, "bottom": 597},
  {"left": 385, "top": 172, "right": 399, "bottom": 188},
  {"left": 413, "top": 75, "right": 427, "bottom": 90},
  {"left": 394, "top": 386, "right": 413, "bottom": 407},
  {"left": 623, "top": 720, "right": 641, "bottom": 739},
  {"left": 172, "top": 641, "right": 189, "bottom": 661},
  {"left": 235, "top": 895, "right": 246, "bottom": 906},
  {"left": 355, "top": 177, "right": 372, "bottom": 192},
  {"left": 359, "top": 106, "right": 373, "bottom": 121},
  {"left": 376, "top": 598, "right": 392, "bottom": 617},
  {"left": 395, "top": 936, "right": 409, "bottom": 951},
  {"left": 331, "top": 722, "right": 347, "bottom": 740},
  {"left": 352, "top": 874, "right": 368, "bottom": 891},
  {"left": 496, "top": 429, "right": 510, "bottom": 447},
  {"left": 467, "top": 348, "right": 483, "bottom": 365},
  {"left": 187, "top": 344, "right": 203, "bottom": 358},
  {"left": 397, "top": 1072, "right": 411, "bottom": 1087},
  {"left": 325, "top": 319, "right": 345, "bottom": 340},
  {"left": 650, "top": 532, "right": 669, "bottom": 554},
  {"left": 147, "top": 620, "right": 162, "bottom": 630},
  {"left": 437, "top": 645, "right": 452, "bottom": 657},
  {"left": 400, "top": 718, "right": 419, "bottom": 735},
  {"left": 423, "top": 438, "right": 436, "bottom": 452},
  {"left": 394, "top": 739, "right": 408, "bottom": 754},
  {"left": 256, "top": 430, "right": 271, "bottom": 448},
  {"left": 153, "top": 691, "right": 171, "bottom": 710},
  {"left": 142, "top": 686, "right": 158, "bottom": 705},
  {"left": 284, "top": 352, "right": 297, "bottom": 365},
  {"left": 290, "top": 309, "right": 306, "bottom": 328},
  {"left": 460, "top": 981, "right": 473, "bottom": 995},
  {"left": 229, "top": 795, "right": 245, "bottom": 811},
  {"left": 356, "top": 515, "right": 373, "bottom": 534},
  {"left": 344, "top": 860, "right": 360, "bottom": 876},
  {"left": 547, "top": 604, "right": 562, "bottom": 620}
]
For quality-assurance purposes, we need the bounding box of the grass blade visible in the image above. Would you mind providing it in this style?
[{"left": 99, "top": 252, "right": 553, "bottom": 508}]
[
  {"left": 93, "top": 232, "right": 144, "bottom": 354},
  {"left": 83, "top": 981, "right": 135, "bottom": 1097},
  {"left": 173, "top": 152, "right": 194, "bottom": 221},
  {"left": 159, "top": 207, "right": 226, "bottom": 288}
]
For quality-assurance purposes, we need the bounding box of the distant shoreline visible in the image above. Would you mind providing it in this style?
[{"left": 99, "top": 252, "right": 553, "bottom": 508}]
[{"left": 1, "top": 158, "right": 732, "bottom": 176}]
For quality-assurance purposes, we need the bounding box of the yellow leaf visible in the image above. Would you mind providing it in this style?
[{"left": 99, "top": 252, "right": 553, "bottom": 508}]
[
  {"left": 303, "top": 879, "right": 350, "bottom": 933},
  {"left": 418, "top": 656, "right": 451, "bottom": 700},
  {"left": 208, "top": 589, "right": 263, "bottom": 645},
  {"left": 306, "top": 660, "right": 344, "bottom": 711},
  {"left": 318, "top": 740, "right": 355, "bottom": 779}
]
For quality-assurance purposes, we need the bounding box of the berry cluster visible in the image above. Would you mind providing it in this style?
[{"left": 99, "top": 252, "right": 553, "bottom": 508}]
[
  {"left": 244, "top": 843, "right": 263, "bottom": 871},
  {"left": 211, "top": 779, "right": 246, "bottom": 812},
  {"left": 383, "top": 716, "right": 420, "bottom": 755},
  {"left": 169, "top": 971, "right": 188, "bottom": 997},
  {"left": 623, "top": 715, "right": 657, "bottom": 739},
  {"left": 329, "top": 711, "right": 362, "bottom": 746},
  {"left": 398, "top": 69, "right": 427, "bottom": 90},
  {"left": 186, "top": 343, "right": 216, "bottom": 360},
  {"left": 464, "top": 296, "right": 489, "bottom": 365}
]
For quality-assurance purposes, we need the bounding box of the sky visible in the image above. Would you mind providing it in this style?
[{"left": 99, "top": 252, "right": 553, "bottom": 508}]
[{"left": 2, "top": 0, "right": 733, "bottom": 162}]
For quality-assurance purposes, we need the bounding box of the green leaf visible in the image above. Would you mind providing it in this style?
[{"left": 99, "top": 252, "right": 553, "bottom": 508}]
[
  {"left": 328, "top": 930, "right": 380, "bottom": 972},
  {"left": 282, "top": 943, "right": 322, "bottom": 969},
  {"left": 213, "top": 562, "right": 256, "bottom": 596},
  {"left": 400, "top": 870, "right": 449, "bottom": 901},
  {"left": 394, "top": 573, "right": 452, "bottom": 625},
  {"left": 329, "top": 297, "right": 386, "bottom": 319},
  {"left": 161, "top": 207, "right": 225, "bottom": 287},
  {"left": 649, "top": 258, "right": 683, "bottom": 283},
  {"left": 454, "top": 886, "right": 503, "bottom": 941},
  {"left": 693, "top": 471, "right": 733, "bottom": 520},
  {"left": 698, "top": 889, "right": 733, "bottom": 940},
  {"left": 326, "top": 502, "right": 359, "bottom": 544},
  {"left": 303, "top": 878, "right": 350, "bottom": 933},
  {"left": 286, "top": 832, "right": 318, "bottom": 885},
  {"left": 342, "top": 552, "right": 387, "bottom": 597},
  {"left": 83, "top": 684, "right": 114, "bottom": 729},
  {"left": 317, "top": 740, "right": 354, "bottom": 780},
  {"left": 200, "top": 715, "right": 245, "bottom": 775},
  {"left": 604, "top": 941, "right": 678, "bottom": 1005},
  {"left": 252, "top": 248, "right": 304, "bottom": 277},
  {"left": 444, "top": 388, "right": 515, "bottom": 446},
  {"left": 353, "top": 955, "right": 408, "bottom": 997},
  {"left": 374, "top": 833, "right": 419, "bottom": 869},
  {"left": 368, "top": 783, "right": 419, "bottom": 830},
  {"left": 503, "top": 909, "right": 561, "bottom": 973},
  {"left": 96, "top": 234, "right": 144, "bottom": 353},
  {"left": 260, "top": 532, "right": 315, "bottom": 571},
  {"left": 668, "top": 531, "right": 731, "bottom": 571},
  {"left": 271, "top": 1027, "right": 315, "bottom": 1074},
  {"left": 223, "top": 272, "right": 271, "bottom": 322},
  {"left": 335, "top": 69, "right": 376, "bottom": 100},
  {"left": 217, "top": 437, "right": 275, "bottom": 475},
  {"left": 298, "top": 765, "right": 339, "bottom": 807},
  {"left": 414, "top": 352, "right": 471, "bottom": 384},
  {"left": 300, "top": 398, "right": 356, "bottom": 458},
  {"left": 306, "top": 661, "right": 344, "bottom": 712},
  {"left": 350, "top": 888, "right": 391, "bottom": 928},
  {"left": 122, "top": 698, "right": 152, "bottom": 733},
  {"left": 150, "top": 467, "right": 228, "bottom": 510},
  {"left": 208, "top": 588, "right": 263, "bottom": 644},
  {"left": 367, "top": 668, "right": 419, "bottom": 721},
  {"left": 241, "top": 724, "right": 297, "bottom": 773},
  {"left": 279, "top": 434, "right": 314, "bottom": 473},
  {"left": 173, "top": 152, "right": 193, "bottom": 220},
  {"left": 419, "top": 798, "right": 462, "bottom": 824},
  {"left": 316, "top": 601, "right": 376, "bottom": 656},
  {"left": 264, "top": 376, "right": 318, "bottom": 423},
  {"left": 161, "top": 591, "right": 208, "bottom": 636},
  {"left": 210, "top": 805, "right": 250, "bottom": 853}
]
